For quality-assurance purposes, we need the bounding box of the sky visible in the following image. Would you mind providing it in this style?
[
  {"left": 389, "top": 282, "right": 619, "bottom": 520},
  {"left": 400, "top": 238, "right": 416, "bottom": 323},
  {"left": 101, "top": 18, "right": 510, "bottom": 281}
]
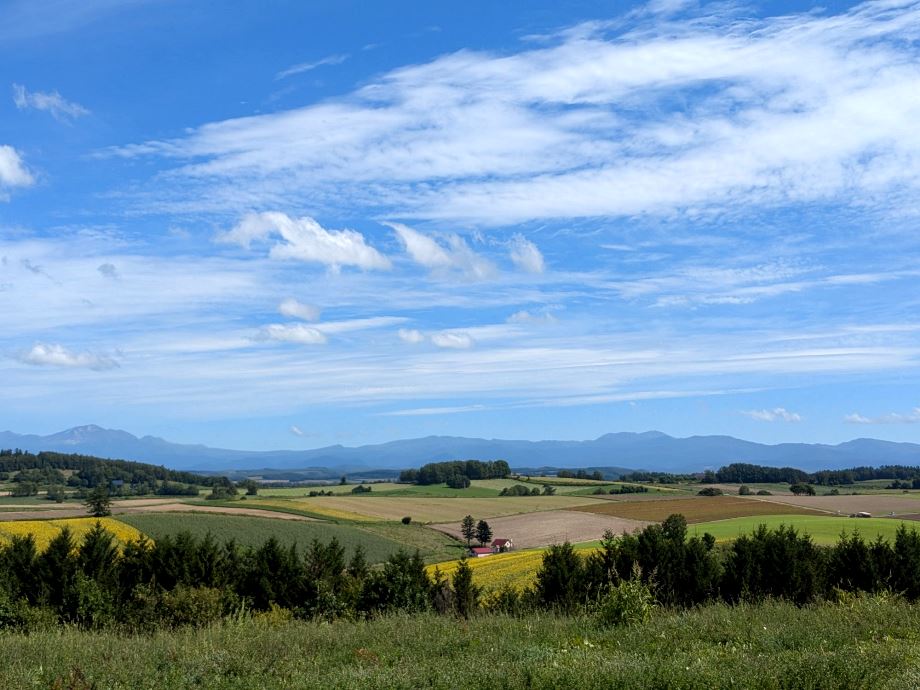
[{"left": 2, "top": 0, "right": 920, "bottom": 450}]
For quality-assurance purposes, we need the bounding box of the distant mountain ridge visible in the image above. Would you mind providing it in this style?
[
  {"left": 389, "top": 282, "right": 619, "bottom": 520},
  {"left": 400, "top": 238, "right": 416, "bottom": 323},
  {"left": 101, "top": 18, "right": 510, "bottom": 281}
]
[{"left": 1, "top": 425, "right": 919, "bottom": 474}]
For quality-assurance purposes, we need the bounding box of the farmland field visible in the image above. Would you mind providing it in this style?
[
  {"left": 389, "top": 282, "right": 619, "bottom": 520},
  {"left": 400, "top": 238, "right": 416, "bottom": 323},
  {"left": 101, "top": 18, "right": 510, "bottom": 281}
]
[
  {"left": 571, "top": 495, "right": 823, "bottom": 523},
  {"left": 282, "top": 495, "right": 604, "bottom": 523},
  {"left": 689, "top": 514, "right": 914, "bottom": 545},
  {"left": 751, "top": 493, "right": 920, "bottom": 516},
  {"left": 0, "top": 517, "right": 144, "bottom": 551},
  {"left": 431, "top": 510, "right": 649, "bottom": 550},
  {"left": 429, "top": 542, "right": 601, "bottom": 591},
  {"left": 117, "top": 513, "right": 410, "bottom": 562}
]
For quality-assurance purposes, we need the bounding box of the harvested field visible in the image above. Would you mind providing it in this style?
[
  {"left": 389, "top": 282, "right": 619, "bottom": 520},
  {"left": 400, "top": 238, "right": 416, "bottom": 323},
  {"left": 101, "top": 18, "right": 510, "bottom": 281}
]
[
  {"left": 430, "top": 510, "right": 649, "bottom": 550},
  {"left": 571, "top": 496, "right": 823, "bottom": 523},
  {"left": 752, "top": 493, "right": 920, "bottom": 516},
  {"left": 288, "top": 495, "right": 602, "bottom": 523}
]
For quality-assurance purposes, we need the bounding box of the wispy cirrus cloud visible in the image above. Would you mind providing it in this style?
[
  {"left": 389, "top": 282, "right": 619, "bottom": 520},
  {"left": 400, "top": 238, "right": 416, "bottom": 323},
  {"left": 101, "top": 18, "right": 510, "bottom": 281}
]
[
  {"left": 387, "top": 222, "right": 495, "bottom": 279},
  {"left": 275, "top": 53, "right": 349, "bottom": 80},
  {"left": 12, "top": 83, "right": 89, "bottom": 122},
  {"left": 110, "top": 1, "right": 920, "bottom": 225},
  {"left": 743, "top": 407, "right": 802, "bottom": 423},
  {"left": 845, "top": 408, "right": 920, "bottom": 425}
]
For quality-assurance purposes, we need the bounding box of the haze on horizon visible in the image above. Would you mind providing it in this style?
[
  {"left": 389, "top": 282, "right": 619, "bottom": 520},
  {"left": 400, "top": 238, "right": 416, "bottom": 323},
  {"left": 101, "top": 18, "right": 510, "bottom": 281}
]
[{"left": 2, "top": 0, "right": 920, "bottom": 451}]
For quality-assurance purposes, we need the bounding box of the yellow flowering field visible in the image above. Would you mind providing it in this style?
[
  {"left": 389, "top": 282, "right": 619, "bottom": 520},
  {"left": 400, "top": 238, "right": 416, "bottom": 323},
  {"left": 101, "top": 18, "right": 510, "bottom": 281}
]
[
  {"left": 428, "top": 544, "right": 601, "bottom": 592},
  {"left": 0, "top": 517, "right": 145, "bottom": 552}
]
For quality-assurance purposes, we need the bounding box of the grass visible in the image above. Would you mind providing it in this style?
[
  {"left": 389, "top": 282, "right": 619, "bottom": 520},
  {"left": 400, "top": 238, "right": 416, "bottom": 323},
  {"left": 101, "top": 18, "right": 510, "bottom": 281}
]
[
  {"left": 571, "top": 496, "right": 824, "bottom": 523},
  {"left": 690, "top": 514, "right": 913, "bottom": 546},
  {"left": 117, "top": 513, "right": 409, "bottom": 563},
  {"left": 2, "top": 597, "right": 918, "bottom": 688}
]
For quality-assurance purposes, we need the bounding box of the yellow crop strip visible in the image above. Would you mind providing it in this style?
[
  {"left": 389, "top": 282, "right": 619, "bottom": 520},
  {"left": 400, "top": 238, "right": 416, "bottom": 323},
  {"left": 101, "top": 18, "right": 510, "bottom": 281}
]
[
  {"left": 427, "top": 545, "right": 596, "bottom": 592},
  {"left": 0, "top": 517, "right": 146, "bottom": 552}
]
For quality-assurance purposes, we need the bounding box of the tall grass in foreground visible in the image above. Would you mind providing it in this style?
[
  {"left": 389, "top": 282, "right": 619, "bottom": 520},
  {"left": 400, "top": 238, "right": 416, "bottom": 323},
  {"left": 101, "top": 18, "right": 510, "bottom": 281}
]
[{"left": 2, "top": 595, "right": 919, "bottom": 689}]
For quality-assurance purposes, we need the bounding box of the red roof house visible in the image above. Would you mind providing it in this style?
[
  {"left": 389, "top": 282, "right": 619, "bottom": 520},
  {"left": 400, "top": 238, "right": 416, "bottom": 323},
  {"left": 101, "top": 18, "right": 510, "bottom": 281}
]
[
  {"left": 469, "top": 547, "right": 493, "bottom": 558},
  {"left": 491, "top": 538, "right": 513, "bottom": 552}
]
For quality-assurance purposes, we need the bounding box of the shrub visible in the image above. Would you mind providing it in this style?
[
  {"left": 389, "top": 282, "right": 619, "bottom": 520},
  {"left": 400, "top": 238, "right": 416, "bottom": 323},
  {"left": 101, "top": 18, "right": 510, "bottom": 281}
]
[
  {"left": 790, "top": 483, "right": 816, "bottom": 496},
  {"left": 595, "top": 575, "right": 655, "bottom": 627},
  {"left": 401, "top": 516, "right": 412, "bottom": 525},
  {"left": 350, "top": 485, "right": 372, "bottom": 494},
  {"left": 738, "top": 485, "right": 751, "bottom": 496},
  {"left": 756, "top": 490, "right": 772, "bottom": 496},
  {"left": 697, "top": 487, "right": 723, "bottom": 496}
]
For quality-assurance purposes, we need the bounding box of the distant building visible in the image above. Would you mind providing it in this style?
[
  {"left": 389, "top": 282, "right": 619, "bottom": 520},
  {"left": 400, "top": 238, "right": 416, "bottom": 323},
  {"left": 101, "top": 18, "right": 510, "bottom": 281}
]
[
  {"left": 469, "top": 547, "right": 493, "bottom": 558},
  {"left": 491, "top": 538, "right": 513, "bottom": 553}
]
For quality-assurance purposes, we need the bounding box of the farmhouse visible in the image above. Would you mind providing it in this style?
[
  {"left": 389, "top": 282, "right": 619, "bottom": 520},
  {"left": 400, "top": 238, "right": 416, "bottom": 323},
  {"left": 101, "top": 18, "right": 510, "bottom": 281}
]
[
  {"left": 469, "top": 547, "right": 493, "bottom": 558},
  {"left": 491, "top": 538, "right": 513, "bottom": 553}
]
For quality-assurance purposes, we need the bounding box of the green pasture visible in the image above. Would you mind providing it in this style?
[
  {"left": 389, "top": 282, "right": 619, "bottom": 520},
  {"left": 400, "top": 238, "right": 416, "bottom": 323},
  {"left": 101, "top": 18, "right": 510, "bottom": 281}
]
[
  {"left": 690, "top": 514, "right": 914, "bottom": 545},
  {"left": 117, "top": 513, "right": 411, "bottom": 563}
]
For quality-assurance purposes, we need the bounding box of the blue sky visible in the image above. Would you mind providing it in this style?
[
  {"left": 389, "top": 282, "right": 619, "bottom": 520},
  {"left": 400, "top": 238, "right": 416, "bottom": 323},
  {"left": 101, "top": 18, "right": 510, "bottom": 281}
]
[{"left": 3, "top": 0, "right": 920, "bottom": 450}]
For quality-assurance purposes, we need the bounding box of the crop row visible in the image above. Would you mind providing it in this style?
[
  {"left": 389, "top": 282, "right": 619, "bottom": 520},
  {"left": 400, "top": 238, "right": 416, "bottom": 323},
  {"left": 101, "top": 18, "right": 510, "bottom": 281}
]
[{"left": 0, "top": 517, "right": 145, "bottom": 551}]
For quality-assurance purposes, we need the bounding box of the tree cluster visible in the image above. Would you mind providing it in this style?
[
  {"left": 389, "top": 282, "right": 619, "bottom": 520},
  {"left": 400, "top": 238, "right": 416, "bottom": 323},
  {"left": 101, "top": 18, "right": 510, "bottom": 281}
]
[
  {"left": 399, "top": 460, "right": 510, "bottom": 486},
  {"left": 0, "top": 526, "right": 475, "bottom": 630},
  {"left": 529, "top": 515, "right": 920, "bottom": 612},
  {"left": 557, "top": 469, "right": 604, "bottom": 481},
  {"left": 0, "top": 450, "right": 220, "bottom": 497}
]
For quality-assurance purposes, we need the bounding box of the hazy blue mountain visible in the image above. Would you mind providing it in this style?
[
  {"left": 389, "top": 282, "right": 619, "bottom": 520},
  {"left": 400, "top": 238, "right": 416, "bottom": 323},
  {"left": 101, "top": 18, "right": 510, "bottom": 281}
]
[{"left": 2, "top": 425, "right": 919, "bottom": 474}]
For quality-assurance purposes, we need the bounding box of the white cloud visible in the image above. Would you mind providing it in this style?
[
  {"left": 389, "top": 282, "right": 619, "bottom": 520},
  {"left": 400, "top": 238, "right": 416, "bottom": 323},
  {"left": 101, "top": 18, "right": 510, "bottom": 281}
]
[
  {"left": 845, "top": 408, "right": 920, "bottom": 424},
  {"left": 256, "top": 324, "right": 327, "bottom": 345},
  {"left": 12, "top": 84, "right": 89, "bottom": 122},
  {"left": 431, "top": 331, "right": 474, "bottom": 349},
  {"left": 388, "top": 222, "right": 495, "bottom": 279},
  {"left": 290, "top": 424, "right": 305, "bottom": 436},
  {"left": 219, "top": 212, "right": 391, "bottom": 271},
  {"left": 509, "top": 234, "right": 545, "bottom": 274},
  {"left": 507, "top": 309, "right": 556, "bottom": 325},
  {"left": 279, "top": 298, "right": 320, "bottom": 321},
  {"left": 0, "top": 145, "right": 34, "bottom": 196},
  {"left": 276, "top": 53, "right": 349, "bottom": 80},
  {"left": 18, "top": 343, "right": 118, "bottom": 371},
  {"left": 398, "top": 328, "right": 425, "bottom": 344},
  {"left": 112, "top": 1, "right": 920, "bottom": 224},
  {"left": 743, "top": 407, "right": 802, "bottom": 423}
]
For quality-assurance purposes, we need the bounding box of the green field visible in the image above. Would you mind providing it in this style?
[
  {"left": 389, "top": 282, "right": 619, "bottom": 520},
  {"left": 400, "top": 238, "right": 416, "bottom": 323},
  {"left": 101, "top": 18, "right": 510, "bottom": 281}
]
[
  {"left": 2, "top": 597, "right": 917, "bottom": 689},
  {"left": 117, "top": 513, "right": 413, "bottom": 563},
  {"left": 690, "top": 514, "right": 912, "bottom": 545}
]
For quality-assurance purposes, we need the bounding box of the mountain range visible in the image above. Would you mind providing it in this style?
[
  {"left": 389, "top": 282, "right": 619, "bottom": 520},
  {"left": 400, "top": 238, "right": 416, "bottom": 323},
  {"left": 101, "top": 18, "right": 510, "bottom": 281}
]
[{"left": 1, "top": 425, "right": 919, "bottom": 475}]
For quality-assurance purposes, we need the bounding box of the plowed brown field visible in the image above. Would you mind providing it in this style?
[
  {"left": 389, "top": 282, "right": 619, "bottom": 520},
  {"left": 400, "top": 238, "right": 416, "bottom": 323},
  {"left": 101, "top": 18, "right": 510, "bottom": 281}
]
[{"left": 571, "top": 496, "right": 824, "bottom": 523}]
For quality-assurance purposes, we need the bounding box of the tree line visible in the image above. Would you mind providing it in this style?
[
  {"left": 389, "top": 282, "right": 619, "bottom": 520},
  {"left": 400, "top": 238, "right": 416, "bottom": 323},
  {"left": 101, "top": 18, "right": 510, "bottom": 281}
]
[
  {"left": 3, "top": 514, "right": 920, "bottom": 631},
  {"left": 712, "top": 462, "right": 920, "bottom": 486},
  {"left": 399, "top": 460, "right": 511, "bottom": 485},
  {"left": 0, "top": 449, "right": 224, "bottom": 496}
]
